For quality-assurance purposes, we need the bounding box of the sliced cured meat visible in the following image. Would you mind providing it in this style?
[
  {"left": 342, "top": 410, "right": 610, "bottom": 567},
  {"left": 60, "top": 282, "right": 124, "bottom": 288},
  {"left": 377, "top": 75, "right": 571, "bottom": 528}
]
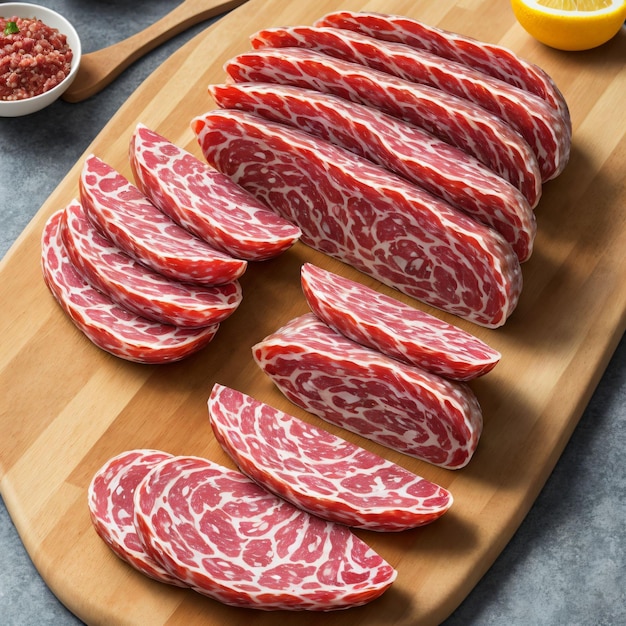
[
  {"left": 224, "top": 47, "right": 542, "bottom": 202},
  {"left": 87, "top": 449, "right": 184, "bottom": 586},
  {"left": 133, "top": 455, "right": 397, "bottom": 610},
  {"left": 41, "top": 210, "right": 219, "bottom": 364},
  {"left": 252, "top": 313, "right": 483, "bottom": 469},
  {"left": 300, "top": 263, "right": 501, "bottom": 381},
  {"left": 79, "top": 154, "right": 247, "bottom": 286},
  {"left": 210, "top": 82, "right": 537, "bottom": 260},
  {"left": 315, "top": 10, "right": 571, "bottom": 135},
  {"left": 208, "top": 384, "right": 453, "bottom": 532},
  {"left": 251, "top": 26, "right": 569, "bottom": 181},
  {"left": 129, "top": 124, "right": 301, "bottom": 261},
  {"left": 193, "top": 109, "right": 523, "bottom": 328},
  {"left": 61, "top": 200, "right": 242, "bottom": 328}
]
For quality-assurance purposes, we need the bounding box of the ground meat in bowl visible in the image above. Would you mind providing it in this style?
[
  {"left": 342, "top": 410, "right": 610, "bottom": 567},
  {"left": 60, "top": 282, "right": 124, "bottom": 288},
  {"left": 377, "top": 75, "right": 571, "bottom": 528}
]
[{"left": 1, "top": 16, "right": 73, "bottom": 101}]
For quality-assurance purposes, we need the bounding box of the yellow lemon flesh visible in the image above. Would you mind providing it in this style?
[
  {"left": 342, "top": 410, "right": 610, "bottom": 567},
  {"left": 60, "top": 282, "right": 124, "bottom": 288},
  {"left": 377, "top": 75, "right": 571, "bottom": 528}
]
[{"left": 510, "top": 0, "right": 626, "bottom": 51}]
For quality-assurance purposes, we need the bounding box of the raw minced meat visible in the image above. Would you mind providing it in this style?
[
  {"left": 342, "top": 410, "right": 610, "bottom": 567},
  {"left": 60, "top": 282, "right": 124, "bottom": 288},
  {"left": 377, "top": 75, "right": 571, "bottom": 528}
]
[{"left": 1, "top": 16, "right": 73, "bottom": 101}]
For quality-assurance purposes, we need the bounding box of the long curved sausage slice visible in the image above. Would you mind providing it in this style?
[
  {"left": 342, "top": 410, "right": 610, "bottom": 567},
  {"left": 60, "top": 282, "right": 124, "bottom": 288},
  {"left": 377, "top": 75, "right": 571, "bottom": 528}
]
[
  {"left": 316, "top": 10, "right": 571, "bottom": 135},
  {"left": 224, "top": 47, "right": 541, "bottom": 204},
  {"left": 210, "top": 81, "right": 536, "bottom": 260},
  {"left": 252, "top": 313, "right": 483, "bottom": 469},
  {"left": 208, "top": 384, "right": 453, "bottom": 531},
  {"left": 87, "top": 449, "right": 184, "bottom": 586},
  {"left": 41, "top": 209, "right": 219, "bottom": 364},
  {"left": 133, "top": 455, "right": 397, "bottom": 610},
  {"left": 251, "top": 26, "right": 570, "bottom": 181},
  {"left": 79, "top": 154, "right": 247, "bottom": 286},
  {"left": 129, "top": 123, "right": 301, "bottom": 261},
  {"left": 61, "top": 200, "right": 242, "bottom": 328},
  {"left": 301, "top": 263, "right": 501, "bottom": 381}
]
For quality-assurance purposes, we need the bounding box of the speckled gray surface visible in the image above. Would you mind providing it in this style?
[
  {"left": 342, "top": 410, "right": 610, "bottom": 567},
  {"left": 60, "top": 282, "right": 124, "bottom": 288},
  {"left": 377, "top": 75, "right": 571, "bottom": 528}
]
[{"left": 1, "top": 2, "right": 624, "bottom": 625}]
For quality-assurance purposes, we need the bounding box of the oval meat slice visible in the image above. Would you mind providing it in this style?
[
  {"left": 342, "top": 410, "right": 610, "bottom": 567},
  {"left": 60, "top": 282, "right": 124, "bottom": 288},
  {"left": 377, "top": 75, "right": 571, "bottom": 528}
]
[
  {"left": 301, "top": 263, "right": 500, "bottom": 381},
  {"left": 61, "top": 199, "right": 243, "bottom": 328},
  {"left": 133, "top": 455, "right": 397, "bottom": 611},
  {"left": 41, "top": 210, "right": 219, "bottom": 364},
  {"left": 251, "top": 26, "right": 570, "bottom": 182},
  {"left": 210, "top": 81, "right": 537, "bottom": 260},
  {"left": 129, "top": 123, "right": 301, "bottom": 261},
  {"left": 208, "top": 384, "right": 453, "bottom": 532},
  {"left": 87, "top": 449, "right": 184, "bottom": 586},
  {"left": 315, "top": 10, "right": 571, "bottom": 134},
  {"left": 252, "top": 313, "right": 483, "bottom": 469},
  {"left": 79, "top": 154, "right": 247, "bottom": 286}
]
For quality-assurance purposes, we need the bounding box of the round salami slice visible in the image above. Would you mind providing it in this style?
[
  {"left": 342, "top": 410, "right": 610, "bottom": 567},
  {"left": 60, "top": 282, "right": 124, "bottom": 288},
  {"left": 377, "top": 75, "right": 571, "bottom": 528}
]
[
  {"left": 133, "top": 455, "right": 397, "bottom": 611},
  {"left": 87, "top": 449, "right": 185, "bottom": 586},
  {"left": 208, "top": 384, "right": 453, "bottom": 532}
]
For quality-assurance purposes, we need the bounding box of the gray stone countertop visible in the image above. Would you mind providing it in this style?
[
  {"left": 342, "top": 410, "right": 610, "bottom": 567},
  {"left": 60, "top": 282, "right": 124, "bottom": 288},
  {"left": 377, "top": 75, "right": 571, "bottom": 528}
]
[{"left": 1, "top": 2, "right": 624, "bottom": 624}]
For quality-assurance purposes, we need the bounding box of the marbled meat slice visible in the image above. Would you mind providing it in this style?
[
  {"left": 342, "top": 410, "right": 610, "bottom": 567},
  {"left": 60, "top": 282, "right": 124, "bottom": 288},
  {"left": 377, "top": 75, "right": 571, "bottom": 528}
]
[
  {"left": 224, "top": 47, "right": 541, "bottom": 203},
  {"left": 251, "top": 26, "right": 569, "bottom": 182},
  {"left": 61, "top": 200, "right": 242, "bottom": 328},
  {"left": 79, "top": 154, "right": 247, "bottom": 286},
  {"left": 208, "top": 384, "right": 453, "bottom": 531},
  {"left": 193, "top": 109, "right": 522, "bottom": 328},
  {"left": 252, "top": 313, "right": 483, "bottom": 469},
  {"left": 301, "top": 263, "right": 501, "bottom": 381},
  {"left": 41, "top": 210, "right": 219, "bottom": 364},
  {"left": 210, "top": 82, "right": 537, "bottom": 260},
  {"left": 87, "top": 449, "right": 184, "bottom": 585},
  {"left": 316, "top": 10, "right": 571, "bottom": 134},
  {"left": 129, "top": 123, "right": 301, "bottom": 261},
  {"left": 133, "top": 455, "right": 397, "bottom": 611}
]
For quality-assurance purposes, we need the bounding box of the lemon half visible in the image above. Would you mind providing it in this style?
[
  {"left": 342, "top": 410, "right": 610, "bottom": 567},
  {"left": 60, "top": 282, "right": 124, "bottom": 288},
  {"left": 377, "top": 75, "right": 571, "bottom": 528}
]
[{"left": 511, "top": 0, "right": 626, "bottom": 50}]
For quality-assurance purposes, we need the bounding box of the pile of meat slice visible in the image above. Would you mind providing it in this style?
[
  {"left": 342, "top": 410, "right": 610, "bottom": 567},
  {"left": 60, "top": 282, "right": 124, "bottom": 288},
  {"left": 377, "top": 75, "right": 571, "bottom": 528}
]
[
  {"left": 254, "top": 263, "right": 498, "bottom": 469},
  {"left": 193, "top": 9, "right": 571, "bottom": 328},
  {"left": 41, "top": 125, "right": 302, "bottom": 363}
]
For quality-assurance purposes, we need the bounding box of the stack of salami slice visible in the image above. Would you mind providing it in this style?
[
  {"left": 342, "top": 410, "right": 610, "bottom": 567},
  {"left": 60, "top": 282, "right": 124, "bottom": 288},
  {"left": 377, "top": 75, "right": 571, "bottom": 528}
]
[
  {"left": 41, "top": 125, "right": 301, "bottom": 363},
  {"left": 193, "top": 9, "right": 571, "bottom": 328}
]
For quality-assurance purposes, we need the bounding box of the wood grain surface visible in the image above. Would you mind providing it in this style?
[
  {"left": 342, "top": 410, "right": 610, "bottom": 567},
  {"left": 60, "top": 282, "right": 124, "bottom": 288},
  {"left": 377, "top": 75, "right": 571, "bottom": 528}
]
[{"left": 1, "top": 1, "right": 625, "bottom": 624}]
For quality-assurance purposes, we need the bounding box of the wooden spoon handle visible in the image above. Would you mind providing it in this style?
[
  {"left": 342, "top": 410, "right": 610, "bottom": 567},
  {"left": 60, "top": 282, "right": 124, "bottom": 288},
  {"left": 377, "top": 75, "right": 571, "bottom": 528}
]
[{"left": 62, "top": 0, "right": 248, "bottom": 103}]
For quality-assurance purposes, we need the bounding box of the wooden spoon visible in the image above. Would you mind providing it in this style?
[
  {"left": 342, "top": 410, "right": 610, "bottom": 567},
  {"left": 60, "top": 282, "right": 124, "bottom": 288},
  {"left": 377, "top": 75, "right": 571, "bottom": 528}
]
[{"left": 62, "top": 0, "right": 249, "bottom": 103}]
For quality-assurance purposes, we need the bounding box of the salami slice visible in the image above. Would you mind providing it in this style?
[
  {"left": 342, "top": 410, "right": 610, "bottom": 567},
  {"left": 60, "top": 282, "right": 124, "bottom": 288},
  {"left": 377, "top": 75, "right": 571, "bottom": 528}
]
[
  {"left": 251, "top": 26, "right": 569, "bottom": 181},
  {"left": 87, "top": 449, "right": 184, "bottom": 586},
  {"left": 252, "top": 313, "right": 483, "bottom": 469},
  {"left": 193, "top": 108, "right": 522, "bottom": 328},
  {"left": 41, "top": 210, "right": 219, "bottom": 364},
  {"left": 79, "top": 154, "right": 247, "bottom": 286},
  {"left": 129, "top": 124, "right": 301, "bottom": 261},
  {"left": 61, "top": 200, "right": 242, "bottom": 328},
  {"left": 224, "top": 47, "right": 541, "bottom": 202},
  {"left": 133, "top": 455, "right": 397, "bottom": 610},
  {"left": 300, "top": 263, "right": 501, "bottom": 381},
  {"left": 208, "top": 384, "right": 453, "bottom": 531},
  {"left": 210, "top": 82, "right": 537, "bottom": 260},
  {"left": 315, "top": 10, "right": 571, "bottom": 134}
]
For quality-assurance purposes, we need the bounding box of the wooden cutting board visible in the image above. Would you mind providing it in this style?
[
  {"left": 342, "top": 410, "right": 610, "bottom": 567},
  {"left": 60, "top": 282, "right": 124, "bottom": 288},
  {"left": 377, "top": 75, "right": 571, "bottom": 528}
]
[{"left": 1, "top": 1, "right": 625, "bottom": 624}]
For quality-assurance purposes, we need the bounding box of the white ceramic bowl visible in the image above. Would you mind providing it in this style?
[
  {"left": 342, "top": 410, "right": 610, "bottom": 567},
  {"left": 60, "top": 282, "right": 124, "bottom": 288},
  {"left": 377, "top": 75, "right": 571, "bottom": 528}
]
[{"left": 0, "top": 3, "right": 81, "bottom": 117}]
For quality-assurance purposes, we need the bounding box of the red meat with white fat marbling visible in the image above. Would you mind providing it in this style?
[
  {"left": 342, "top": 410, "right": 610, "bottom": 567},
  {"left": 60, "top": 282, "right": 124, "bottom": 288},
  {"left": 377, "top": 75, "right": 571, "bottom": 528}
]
[
  {"left": 41, "top": 210, "right": 219, "bottom": 363},
  {"left": 61, "top": 200, "right": 242, "bottom": 328},
  {"left": 224, "top": 47, "right": 541, "bottom": 204},
  {"left": 129, "top": 123, "right": 301, "bottom": 261},
  {"left": 252, "top": 313, "right": 483, "bottom": 469},
  {"left": 251, "top": 26, "right": 569, "bottom": 182},
  {"left": 193, "top": 109, "right": 522, "bottom": 328},
  {"left": 133, "top": 455, "right": 397, "bottom": 610},
  {"left": 79, "top": 154, "right": 247, "bottom": 286},
  {"left": 300, "top": 263, "right": 501, "bottom": 381},
  {"left": 87, "top": 449, "right": 184, "bottom": 586},
  {"left": 208, "top": 384, "right": 453, "bottom": 531},
  {"left": 210, "top": 82, "right": 536, "bottom": 261},
  {"left": 315, "top": 10, "right": 571, "bottom": 135}
]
